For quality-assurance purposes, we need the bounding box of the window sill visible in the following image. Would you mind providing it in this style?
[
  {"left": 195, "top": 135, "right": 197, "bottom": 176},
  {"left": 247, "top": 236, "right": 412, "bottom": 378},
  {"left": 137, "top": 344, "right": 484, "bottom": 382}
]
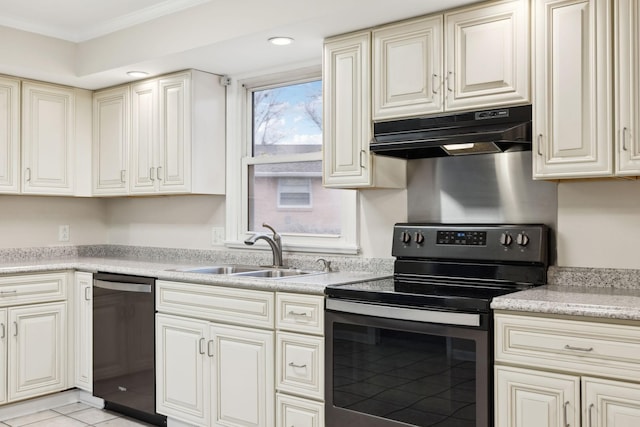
[{"left": 225, "top": 241, "right": 360, "bottom": 256}]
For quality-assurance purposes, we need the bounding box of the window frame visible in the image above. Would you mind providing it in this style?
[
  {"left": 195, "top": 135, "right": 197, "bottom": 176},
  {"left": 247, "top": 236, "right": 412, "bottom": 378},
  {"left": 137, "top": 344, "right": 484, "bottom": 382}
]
[{"left": 225, "top": 65, "right": 359, "bottom": 254}]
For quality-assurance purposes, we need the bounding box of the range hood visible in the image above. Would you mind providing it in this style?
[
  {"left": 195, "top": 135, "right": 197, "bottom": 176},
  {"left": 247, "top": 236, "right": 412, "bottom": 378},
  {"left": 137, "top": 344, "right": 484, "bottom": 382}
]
[{"left": 371, "top": 104, "right": 532, "bottom": 159}]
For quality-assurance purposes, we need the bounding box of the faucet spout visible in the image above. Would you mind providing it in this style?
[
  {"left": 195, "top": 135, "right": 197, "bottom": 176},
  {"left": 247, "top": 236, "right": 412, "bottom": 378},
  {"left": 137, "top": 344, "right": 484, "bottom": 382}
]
[{"left": 244, "top": 223, "right": 284, "bottom": 268}]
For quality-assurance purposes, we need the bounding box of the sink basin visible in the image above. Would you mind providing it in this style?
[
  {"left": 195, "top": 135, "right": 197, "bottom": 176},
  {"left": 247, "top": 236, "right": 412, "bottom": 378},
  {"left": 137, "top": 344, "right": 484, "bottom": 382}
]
[
  {"left": 233, "top": 269, "right": 315, "bottom": 278},
  {"left": 174, "top": 265, "right": 264, "bottom": 274}
]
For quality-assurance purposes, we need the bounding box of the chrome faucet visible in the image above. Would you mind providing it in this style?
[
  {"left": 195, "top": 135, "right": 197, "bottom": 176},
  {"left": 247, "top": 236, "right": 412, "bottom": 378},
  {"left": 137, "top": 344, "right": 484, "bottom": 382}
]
[{"left": 244, "top": 223, "right": 284, "bottom": 268}]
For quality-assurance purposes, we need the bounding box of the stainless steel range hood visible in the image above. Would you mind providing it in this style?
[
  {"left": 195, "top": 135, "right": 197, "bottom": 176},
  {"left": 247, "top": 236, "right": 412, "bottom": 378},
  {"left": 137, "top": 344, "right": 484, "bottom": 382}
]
[{"left": 371, "top": 105, "right": 532, "bottom": 159}]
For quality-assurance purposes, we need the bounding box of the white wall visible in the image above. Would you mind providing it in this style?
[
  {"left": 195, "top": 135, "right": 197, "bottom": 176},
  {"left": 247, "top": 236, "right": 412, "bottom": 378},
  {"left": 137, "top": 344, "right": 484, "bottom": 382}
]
[
  {"left": 557, "top": 180, "right": 640, "bottom": 268},
  {"left": 0, "top": 196, "right": 107, "bottom": 248},
  {"left": 359, "top": 189, "right": 408, "bottom": 258},
  {"left": 104, "top": 195, "right": 226, "bottom": 249}
]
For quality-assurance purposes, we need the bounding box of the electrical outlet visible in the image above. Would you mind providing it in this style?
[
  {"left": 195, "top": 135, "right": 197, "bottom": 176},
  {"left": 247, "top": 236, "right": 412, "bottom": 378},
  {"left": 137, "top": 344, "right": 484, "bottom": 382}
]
[
  {"left": 211, "top": 227, "right": 225, "bottom": 245},
  {"left": 58, "top": 225, "right": 70, "bottom": 242}
]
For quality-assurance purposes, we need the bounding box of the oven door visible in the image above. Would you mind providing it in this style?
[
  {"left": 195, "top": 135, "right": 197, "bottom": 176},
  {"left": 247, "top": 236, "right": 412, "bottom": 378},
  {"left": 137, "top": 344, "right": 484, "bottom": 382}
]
[{"left": 325, "top": 300, "right": 490, "bottom": 427}]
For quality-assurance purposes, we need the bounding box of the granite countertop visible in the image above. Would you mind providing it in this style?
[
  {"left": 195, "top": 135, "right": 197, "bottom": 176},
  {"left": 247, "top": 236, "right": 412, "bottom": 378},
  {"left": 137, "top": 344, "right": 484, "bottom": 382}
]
[
  {"left": 492, "top": 284, "right": 640, "bottom": 321},
  {"left": 0, "top": 256, "right": 390, "bottom": 295}
]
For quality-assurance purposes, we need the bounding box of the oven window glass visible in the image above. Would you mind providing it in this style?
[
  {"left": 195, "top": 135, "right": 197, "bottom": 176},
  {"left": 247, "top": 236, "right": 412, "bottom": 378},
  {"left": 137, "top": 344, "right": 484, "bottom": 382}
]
[{"left": 332, "top": 323, "right": 476, "bottom": 427}]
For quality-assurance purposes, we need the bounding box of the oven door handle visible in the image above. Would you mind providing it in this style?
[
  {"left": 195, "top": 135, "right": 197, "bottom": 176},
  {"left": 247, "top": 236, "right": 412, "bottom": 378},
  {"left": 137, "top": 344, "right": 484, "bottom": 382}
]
[{"left": 326, "top": 299, "right": 481, "bottom": 327}]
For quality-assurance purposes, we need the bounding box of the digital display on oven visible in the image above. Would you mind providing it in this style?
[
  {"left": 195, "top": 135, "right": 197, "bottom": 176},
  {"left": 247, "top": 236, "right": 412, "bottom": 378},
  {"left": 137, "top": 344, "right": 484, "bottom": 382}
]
[{"left": 437, "top": 230, "right": 487, "bottom": 245}]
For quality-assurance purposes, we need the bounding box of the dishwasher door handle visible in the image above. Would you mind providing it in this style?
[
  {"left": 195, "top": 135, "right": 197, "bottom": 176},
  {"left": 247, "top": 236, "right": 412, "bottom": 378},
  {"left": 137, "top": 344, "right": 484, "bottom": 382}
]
[{"left": 94, "top": 280, "right": 152, "bottom": 293}]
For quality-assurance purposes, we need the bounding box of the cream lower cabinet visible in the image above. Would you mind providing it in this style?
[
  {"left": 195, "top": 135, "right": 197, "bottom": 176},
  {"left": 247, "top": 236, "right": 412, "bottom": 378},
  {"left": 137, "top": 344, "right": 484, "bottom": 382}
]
[
  {"left": 495, "top": 312, "right": 640, "bottom": 427},
  {"left": 73, "top": 272, "right": 92, "bottom": 392},
  {"left": 155, "top": 280, "right": 275, "bottom": 427},
  {"left": 275, "top": 293, "right": 324, "bottom": 427}
]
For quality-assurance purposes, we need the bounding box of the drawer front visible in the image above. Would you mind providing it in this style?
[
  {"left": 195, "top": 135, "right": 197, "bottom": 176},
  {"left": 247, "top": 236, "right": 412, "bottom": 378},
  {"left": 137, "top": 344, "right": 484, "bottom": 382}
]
[
  {"left": 0, "top": 272, "right": 68, "bottom": 306},
  {"left": 495, "top": 313, "right": 640, "bottom": 380},
  {"left": 276, "top": 293, "right": 324, "bottom": 335},
  {"left": 156, "top": 280, "right": 274, "bottom": 329},
  {"left": 277, "top": 332, "right": 324, "bottom": 400},
  {"left": 276, "top": 393, "right": 324, "bottom": 427}
]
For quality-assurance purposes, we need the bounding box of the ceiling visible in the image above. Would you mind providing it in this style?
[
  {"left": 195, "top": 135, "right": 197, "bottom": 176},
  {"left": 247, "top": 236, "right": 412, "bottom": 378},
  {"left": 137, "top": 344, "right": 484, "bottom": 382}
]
[{"left": 0, "top": 0, "right": 480, "bottom": 89}]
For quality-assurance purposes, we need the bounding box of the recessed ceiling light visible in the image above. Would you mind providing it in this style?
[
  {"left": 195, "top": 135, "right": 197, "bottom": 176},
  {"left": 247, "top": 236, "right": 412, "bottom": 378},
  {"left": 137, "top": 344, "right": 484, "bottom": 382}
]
[
  {"left": 268, "top": 37, "right": 294, "bottom": 46},
  {"left": 127, "top": 71, "right": 149, "bottom": 78}
]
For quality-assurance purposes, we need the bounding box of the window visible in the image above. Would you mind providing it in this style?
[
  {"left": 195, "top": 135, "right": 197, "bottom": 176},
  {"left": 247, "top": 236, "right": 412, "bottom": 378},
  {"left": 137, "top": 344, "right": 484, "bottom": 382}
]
[{"left": 226, "top": 67, "right": 358, "bottom": 254}]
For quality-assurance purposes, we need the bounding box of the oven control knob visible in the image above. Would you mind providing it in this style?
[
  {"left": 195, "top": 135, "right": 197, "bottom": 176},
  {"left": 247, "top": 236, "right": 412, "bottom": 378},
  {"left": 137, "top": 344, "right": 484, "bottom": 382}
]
[
  {"left": 400, "top": 231, "right": 411, "bottom": 244},
  {"left": 499, "top": 232, "right": 513, "bottom": 246},
  {"left": 516, "top": 233, "right": 530, "bottom": 247},
  {"left": 415, "top": 232, "right": 425, "bottom": 245}
]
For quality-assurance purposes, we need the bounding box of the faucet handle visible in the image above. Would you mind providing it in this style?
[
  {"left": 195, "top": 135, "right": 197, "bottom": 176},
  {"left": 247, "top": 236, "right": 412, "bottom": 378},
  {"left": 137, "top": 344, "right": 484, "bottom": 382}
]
[
  {"left": 262, "top": 222, "right": 277, "bottom": 235},
  {"left": 316, "top": 258, "right": 332, "bottom": 272}
]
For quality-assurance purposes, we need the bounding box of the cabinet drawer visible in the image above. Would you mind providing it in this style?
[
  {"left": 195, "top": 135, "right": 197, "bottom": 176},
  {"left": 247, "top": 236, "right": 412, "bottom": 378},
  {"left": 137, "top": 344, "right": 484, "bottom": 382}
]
[
  {"left": 276, "top": 393, "right": 324, "bottom": 427},
  {"left": 0, "top": 272, "right": 68, "bottom": 306},
  {"left": 277, "top": 332, "right": 324, "bottom": 400},
  {"left": 495, "top": 313, "right": 640, "bottom": 380},
  {"left": 276, "top": 293, "right": 324, "bottom": 335},
  {"left": 156, "top": 280, "right": 274, "bottom": 329}
]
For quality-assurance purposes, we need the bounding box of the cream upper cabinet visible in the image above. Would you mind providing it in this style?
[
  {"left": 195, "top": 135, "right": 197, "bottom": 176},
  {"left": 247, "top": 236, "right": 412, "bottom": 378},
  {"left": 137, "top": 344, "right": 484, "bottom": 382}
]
[
  {"left": 372, "top": 16, "right": 444, "bottom": 120},
  {"left": 93, "top": 86, "right": 130, "bottom": 196},
  {"left": 130, "top": 70, "right": 225, "bottom": 196},
  {"left": 323, "top": 31, "right": 406, "bottom": 189},
  {"left": 21, "top": 81, "right": 76, "bottom": 195},
  {"left": 532, "top": 0, "right": 613, "bottom": 179},
  {"left": 615, "top": 0, "right": 640, "bottom": 175},
  {"left": 0, "top": 76, "right": 20, "bottom": 194},
  {"left": 444, "top": 0, "right": 530, "bottom": 111}
]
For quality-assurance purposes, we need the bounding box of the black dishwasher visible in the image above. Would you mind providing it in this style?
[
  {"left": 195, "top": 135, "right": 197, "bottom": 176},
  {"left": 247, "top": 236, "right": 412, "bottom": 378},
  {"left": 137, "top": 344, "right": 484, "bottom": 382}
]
[{"left": 93, "top": 272, "right": 166, "bottom": 426}]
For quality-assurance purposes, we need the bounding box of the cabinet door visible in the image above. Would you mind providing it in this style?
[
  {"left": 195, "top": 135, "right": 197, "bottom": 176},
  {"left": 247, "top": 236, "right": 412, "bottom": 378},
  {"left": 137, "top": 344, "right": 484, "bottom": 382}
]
[
  {"left": 130, "top": 80, "right": 158, "bottom": 194},
  {"left": 21, "top": 81, "right": 75, "bottom": 195},
  {"left": 156, "top": 314, "right": 210, "bottom": 426},
  {"left": 0, "top": 309, "right": 6, "bottom": 404},
  {"left": 615, "top": 0, "right": 640, "bottom": 175},
  {"left": 495, "top": 366, "right": 580, "bottom": 427},
  {"left": 158, "top": 73, "right": 190, "bottom": 193},
  {"left": 532, "top": 0, "right": 612, "bottom": 178},
  {"left": 74, "top": 272, "right": 92, "bottom": 392},
  {"left": 8, "top": 302, "right": 67, "bottom": 402},
  {"left": 445, "top": 0, "right": 529, "bottom": 111},
  {"left": 323, "top": 31, "right": 372, "bottom": 187},
  {"left": 0, "top": 77, "right": 20, "bottom": 194},
  {"left": 210, "top": 323, "right": 274, "bottom": 427},
  {"left": 372, "top": 15, "right": 444, "bottom": 119},
  {"left": 583, "top": 377, "right": 640, "bottom": 427},
  {"left": 93, "top": 86, "right": 130, "bottom": 195}
]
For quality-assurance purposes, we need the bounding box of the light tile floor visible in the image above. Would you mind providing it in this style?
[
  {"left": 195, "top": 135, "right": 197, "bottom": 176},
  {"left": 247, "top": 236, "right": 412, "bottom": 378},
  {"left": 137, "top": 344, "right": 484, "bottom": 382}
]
[{"left": 0, "top": 403, "right": 154, "bottom": 427}]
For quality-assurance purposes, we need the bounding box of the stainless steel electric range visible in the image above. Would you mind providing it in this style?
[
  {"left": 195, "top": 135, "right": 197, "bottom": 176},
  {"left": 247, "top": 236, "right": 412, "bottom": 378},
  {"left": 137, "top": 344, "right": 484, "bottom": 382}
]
[{"left": 325, "top": 223, "right": 549, "bottom": 427}]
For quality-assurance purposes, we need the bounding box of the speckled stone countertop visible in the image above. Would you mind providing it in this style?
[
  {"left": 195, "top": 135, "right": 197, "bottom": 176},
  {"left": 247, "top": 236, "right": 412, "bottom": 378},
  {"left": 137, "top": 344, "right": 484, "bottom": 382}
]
[
  {"left": 492, "top": 266, "right": 640, "bottom": 321},
  {"left": 0, "top": 245, "right": 393, "bottom": 295}
]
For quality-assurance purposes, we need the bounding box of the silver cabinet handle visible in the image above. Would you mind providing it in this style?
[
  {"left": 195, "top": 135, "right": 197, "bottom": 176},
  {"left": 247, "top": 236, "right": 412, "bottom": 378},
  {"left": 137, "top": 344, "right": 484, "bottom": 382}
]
[
  {"left": 288, "top": 362, "right": 307, "bottom": 369},
  {"left": 537, "top": 134, "right": 543, "bottom": 156},
  {"left": 149, "top": 167, "right": 155, "bottom": 181},
  {"left": 622, "top": 127, "right": 629, "bottom": 151},
  {"left": 207, "top": 340, "right": 214, "bottom": 358},
  {"left": 563, "top": 401, "right": 570, "bottom": 427},
  {"left": 564, "top": 344, "right": 594, "bottom": 352},
  {"left": 0, "top": 290, "right": 17, "bottom": 297},
  {"left": 25, "top": 168, "right": 31, "bottom": 182},
  {"left": 588, "top": 403, "right": 594, "bottom": 427},
  {"left": 288, "top": 311, "right": 310, "bottom": 317},
  {"left": 0, "top": 323, "right": 4, "bottom": 339},
  {"left": 447, "top": 71, "right": 453, "bottom": 92},
  {"left": 432, "top": 74, "right": 439, "bottom": 94},
  {"left": 157, "top": 166, "right": 163, "bottom": 181},
  {"left": 13, "top": 322, "right": 17, "bottom": 337},
  {"left": 120, "top": 170, "right": 126, "bottom": 183},
  {"left": 84, "top": 287, "right": 91, "bottom": 301},
  {"left": 198, "top": 337, "right": 205, "bottom": 355},
  {"left": 360, "top": 149, "right": 366, "bottom": 169}
]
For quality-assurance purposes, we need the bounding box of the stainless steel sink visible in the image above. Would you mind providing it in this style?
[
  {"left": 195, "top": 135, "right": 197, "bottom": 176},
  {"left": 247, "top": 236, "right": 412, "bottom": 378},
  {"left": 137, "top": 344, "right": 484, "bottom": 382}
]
[
  {"left": 173, "top": 265, "right": 265, "bottom": 274},
  {"left": 170, "top": 265, "right": 322, "bottom": 279},
  {"left": 233, "top": 269, "right": 315, "bottom": 278}
]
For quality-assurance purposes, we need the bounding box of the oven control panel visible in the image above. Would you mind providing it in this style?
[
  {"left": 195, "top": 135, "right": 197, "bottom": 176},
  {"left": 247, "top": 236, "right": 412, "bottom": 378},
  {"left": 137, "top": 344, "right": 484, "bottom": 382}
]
[{"left": 392, "top": 223, "right": 548, "bottom": 263}]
